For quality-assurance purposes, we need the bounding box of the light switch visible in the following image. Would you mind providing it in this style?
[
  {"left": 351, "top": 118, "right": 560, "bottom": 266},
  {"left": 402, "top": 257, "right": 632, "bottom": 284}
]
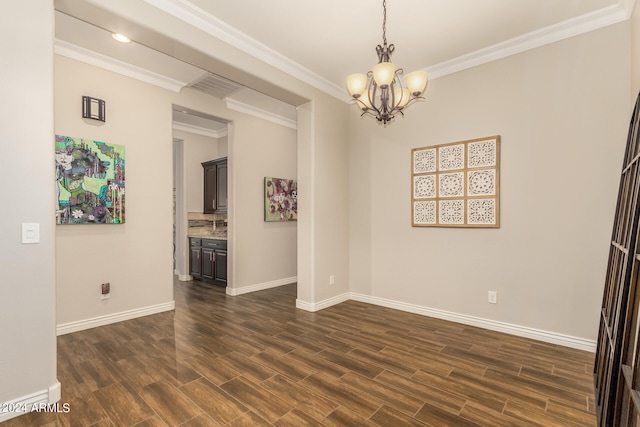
[{"left": 21, "top": 223, "right": 40, "bottom": 244}]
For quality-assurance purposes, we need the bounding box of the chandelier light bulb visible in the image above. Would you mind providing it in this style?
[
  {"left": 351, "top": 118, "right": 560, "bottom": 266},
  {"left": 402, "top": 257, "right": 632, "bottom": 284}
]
[
  {"left": 346, "top": 73, "right": 368, "bottom": 98},
  {"left": 372, "top": 62, "right": 395, "bottom": 88},
  {"left": 405, "top": 70, "right": 428, "bottom": 96},
  {"left": 358, "top": 93, "right": 373, "bottom": 111}
]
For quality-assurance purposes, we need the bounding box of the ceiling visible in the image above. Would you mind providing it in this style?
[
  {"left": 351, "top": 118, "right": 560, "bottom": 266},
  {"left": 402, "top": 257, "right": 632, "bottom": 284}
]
[{"left": 54, "top": 0, "right": 634, "bottom": 112}]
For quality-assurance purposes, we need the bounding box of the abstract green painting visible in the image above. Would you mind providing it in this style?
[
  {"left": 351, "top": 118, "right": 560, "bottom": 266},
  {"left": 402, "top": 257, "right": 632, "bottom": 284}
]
[{"left": 55, "top": 135, "right": 125, "bottom": 224}]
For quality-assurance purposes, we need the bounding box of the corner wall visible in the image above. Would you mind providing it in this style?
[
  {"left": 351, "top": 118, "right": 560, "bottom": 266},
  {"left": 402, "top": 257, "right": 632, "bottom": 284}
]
[
  {"left": 349, "top": 22, "right": 631, "bottom": 347},
  {"left": 228, "top": 113, "right": 298, "bottom": 293},
  {"left": 0, "top": 1, "right": 59, "bottom": 420}
]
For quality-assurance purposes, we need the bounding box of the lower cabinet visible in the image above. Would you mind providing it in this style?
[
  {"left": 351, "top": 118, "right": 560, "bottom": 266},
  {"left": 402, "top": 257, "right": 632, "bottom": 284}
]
[
  {"left": 189, "top": 237, "right": 227, "bottom": 287},
  {"left": 190, "top": 239, "right": 202, "bottom": 277}
]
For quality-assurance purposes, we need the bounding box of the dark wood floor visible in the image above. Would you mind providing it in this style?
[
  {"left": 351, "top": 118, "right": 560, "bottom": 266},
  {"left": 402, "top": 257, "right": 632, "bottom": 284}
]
[{"left": 3, "top": 278, "right": 596, "bottom": 426}]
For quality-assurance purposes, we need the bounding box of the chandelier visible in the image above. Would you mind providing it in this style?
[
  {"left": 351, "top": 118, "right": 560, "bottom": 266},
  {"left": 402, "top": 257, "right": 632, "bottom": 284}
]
[{"left": 346, "top": 0, "right": 428, "bottom": 125}]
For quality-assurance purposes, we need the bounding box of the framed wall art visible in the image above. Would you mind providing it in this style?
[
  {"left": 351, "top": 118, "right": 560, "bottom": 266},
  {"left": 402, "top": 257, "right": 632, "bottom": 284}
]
[
  {"left": 412, "top": 135, "right": 500, "bottom": 228},
  {"left": 264, "top": 177, "right": 297, "bottom": 222},
  {"left": 55, "top": 135, "right": 125, "bottom": 224}
]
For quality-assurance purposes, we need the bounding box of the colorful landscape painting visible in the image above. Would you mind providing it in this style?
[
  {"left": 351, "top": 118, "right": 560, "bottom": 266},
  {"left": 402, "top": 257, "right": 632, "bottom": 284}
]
[
  {"left": 264, "top": 177, "right": 297, "bottom": 222},
  {"left": 55, "top": 135, "right": 125, "bottom": 224}
]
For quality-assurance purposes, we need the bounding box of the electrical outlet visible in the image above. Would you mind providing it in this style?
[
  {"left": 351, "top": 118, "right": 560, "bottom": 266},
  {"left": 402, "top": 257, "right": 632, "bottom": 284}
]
[
  {"left": 488, "top": 291, "right": 497, "bottom": 304},
  {"left": 101, "top": 282, "right": 110, "bottom": 300},
  {"left": 329, "top": 275, "right": 335, "bottom": 285}
]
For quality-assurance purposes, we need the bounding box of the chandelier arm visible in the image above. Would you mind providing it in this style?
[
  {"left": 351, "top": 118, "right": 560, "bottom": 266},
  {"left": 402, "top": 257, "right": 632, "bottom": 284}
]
[
  {"left": 401, "top": 95, "right": 425, "bottom": 110},
  {"left": 367, "top": 79, "right": 383, "bottom": 116}
]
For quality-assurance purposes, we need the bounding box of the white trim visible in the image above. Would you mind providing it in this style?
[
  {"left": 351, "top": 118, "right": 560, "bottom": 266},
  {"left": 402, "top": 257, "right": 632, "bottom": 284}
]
[
  {"left": 226, "top": 277, "right": 297, "bottom": 296},
  {"left": 143, "top": 0, "right": 345, "bottom": 100},
  {"left": 0, "top": 381, "right": 61, "bottom": 423},
  {"left": 426, "top": 3, "right": 631, "bottom": 80},
  {"left": 178, "top": 273, "right": 193, "bottom": 281},
  {"left": 225, "top": 98, "right": 297, "bottom": 129},
  {"left": 173, "top": 122, "right": 228, "bottom": 138},
  {"left": 56, "top": 301, "right": 175, "bottom": 335},
  {"left": 54, "top": 39, "right": 186, "bottom": 92},
  {"left": 296, "top": 292, "right": 350, "bottom": 312},
  {"left": 350, "top": 293, "right": 596, "bottom": 352}
]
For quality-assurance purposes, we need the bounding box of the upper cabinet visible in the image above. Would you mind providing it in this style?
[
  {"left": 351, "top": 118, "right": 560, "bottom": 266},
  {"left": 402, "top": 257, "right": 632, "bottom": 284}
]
[{"left": 202, "top": 157, "right": 227, "bottom": 213}]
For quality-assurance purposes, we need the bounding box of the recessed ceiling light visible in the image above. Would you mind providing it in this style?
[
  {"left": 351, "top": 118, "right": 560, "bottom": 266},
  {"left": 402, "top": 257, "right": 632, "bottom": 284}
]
[{"left": 111, "top": 33, "right": 131, "bottom": 43}]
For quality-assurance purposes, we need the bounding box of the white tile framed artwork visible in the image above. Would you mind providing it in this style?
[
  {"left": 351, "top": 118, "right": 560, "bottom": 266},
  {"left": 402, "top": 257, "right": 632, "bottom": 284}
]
[{"left": 412, "top": 136, "right": 500, "bottom": 228}]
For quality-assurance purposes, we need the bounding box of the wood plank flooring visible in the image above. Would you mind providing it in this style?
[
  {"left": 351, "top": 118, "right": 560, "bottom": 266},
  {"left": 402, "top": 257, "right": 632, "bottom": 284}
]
[{"left": 2, "top": 279, "right": 596, "bottom": 426}]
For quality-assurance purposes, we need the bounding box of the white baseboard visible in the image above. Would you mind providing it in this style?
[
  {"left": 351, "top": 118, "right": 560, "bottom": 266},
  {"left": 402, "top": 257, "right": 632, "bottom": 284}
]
[
  {"left": 178, "top": 274, "right": 192, "bottom": 281},
  {"left": 0, "top": 381, "right": 61, "bottom": 423},
  {"left": 350, "top": 293, "right": 596, "bottom": 352},
  {"left": 226, "top": 276, "right": 297, "bottom": 296},
  {"left": 56, "top": 301, "right": 175, "bottom": 335},
  {"left": 296, "top": 292, "right": 350, "bottom": 312}
]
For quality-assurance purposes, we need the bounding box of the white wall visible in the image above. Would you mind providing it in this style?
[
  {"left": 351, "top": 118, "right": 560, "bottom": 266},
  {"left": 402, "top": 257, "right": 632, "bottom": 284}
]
[
  {"left": 0, "top": 1, "right": 59, "bottom": 420},
  {"left": 55, "top": 55, "right": 175, "bottom": 329},
  {"left": 349, "top": 22, "right": 631, "bottom": 345}
]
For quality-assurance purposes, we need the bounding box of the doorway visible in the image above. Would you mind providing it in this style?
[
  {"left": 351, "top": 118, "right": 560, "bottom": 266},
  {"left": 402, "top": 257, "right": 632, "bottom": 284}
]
[{"left": 172, "top": 106, "right": 229, "bottom": 283}]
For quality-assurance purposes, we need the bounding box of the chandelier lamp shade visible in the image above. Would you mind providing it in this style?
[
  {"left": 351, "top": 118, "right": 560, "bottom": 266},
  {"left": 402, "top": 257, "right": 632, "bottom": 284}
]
[{"left": 346, "top": 0, "right": 428, "bottom": 124}]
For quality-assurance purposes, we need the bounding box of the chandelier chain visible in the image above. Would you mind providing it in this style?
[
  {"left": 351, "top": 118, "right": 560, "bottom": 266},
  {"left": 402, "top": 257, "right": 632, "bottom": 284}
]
[{"left": 382, "top": 0, "right": 387, "bottom": 46}]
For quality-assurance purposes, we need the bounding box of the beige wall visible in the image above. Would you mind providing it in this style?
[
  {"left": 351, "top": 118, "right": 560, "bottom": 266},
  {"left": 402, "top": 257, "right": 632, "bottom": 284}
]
[
  {"left": 173, "top": 129, "right": 221, "bottom": 213},
  {"left": 230, "top": 113, "right": 298, "bottom": 289},
  {"left": 349, "top": 22, "right": 631, "bottom": 342},
  {"left": 632, "top": 3, "right": 640, "bottom": 99},
  {"left": 310, "top": 95, "right": 351, "bottom": 303},
  {"left": 55, "top": 55, "right": 175, "bottom": 326},
  {"left": 0, "top": 1, "right": 59, "bottom": 416}
]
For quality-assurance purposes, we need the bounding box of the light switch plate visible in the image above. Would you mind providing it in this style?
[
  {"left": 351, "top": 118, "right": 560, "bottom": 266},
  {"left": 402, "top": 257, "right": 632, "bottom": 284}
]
[{"left": 21, "top": 223, "right": 40, "bottom": 244}]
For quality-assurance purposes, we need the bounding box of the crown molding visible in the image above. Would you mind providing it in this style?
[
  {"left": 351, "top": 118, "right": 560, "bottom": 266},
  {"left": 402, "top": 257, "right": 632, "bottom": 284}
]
[
  {"left": 58, "top": 0, "right": 635, "bottom": 103},
  {"left": 145, "top": 0, "right": 635, "bottom": 102},
  {"left": 143, "top": 0, "right": 345, "bottom": 101},
  {"left": 427, "top": 2, "right": 632, "bottom": 79},
  {"left": 225, "top": 98, "right": 297, "bottom": 129},
  {"left": 54, "top": 39, "right": 186, "bottom": 92},
  {"left": 173, "top": 122, "right": 228, "bottom": 138}
]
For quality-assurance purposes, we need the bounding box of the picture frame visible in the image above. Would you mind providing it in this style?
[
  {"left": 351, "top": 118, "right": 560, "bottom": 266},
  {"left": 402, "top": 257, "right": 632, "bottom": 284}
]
[
  {"left": 264, "top": 177, "right": 297, "bottom": 222},
  {"left": 55, "top": 135, "right": 125, "bottom": 224},
  {"left": 412, "top": 135, "right": 500, "bottom": 228}
]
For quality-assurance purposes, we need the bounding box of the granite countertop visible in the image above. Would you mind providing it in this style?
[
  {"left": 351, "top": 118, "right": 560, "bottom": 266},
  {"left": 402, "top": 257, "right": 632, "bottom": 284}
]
[
  {"left": 188, "top": 234, "right": 227, "bottom": 240},
  {"left": 187, "top": 228, "right": 227, "bottom": 240}
]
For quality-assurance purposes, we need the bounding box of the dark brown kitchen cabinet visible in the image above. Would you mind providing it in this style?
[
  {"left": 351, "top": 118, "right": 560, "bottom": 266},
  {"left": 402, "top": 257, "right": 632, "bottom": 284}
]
[
  {"left": 189, "top": 237, "right": 227, "bottom": 287},
  {"left": 201, "top": 246, "right": 215, "bottom": 281},
  {"left": 189, "top": 238, "right": 202, "bottom": 278},
  {"left": 214, "top": 249, "right": 227, "bottom": 284},
  {"left": 202, "top": 158, "right": 227, "bottom": 214}
]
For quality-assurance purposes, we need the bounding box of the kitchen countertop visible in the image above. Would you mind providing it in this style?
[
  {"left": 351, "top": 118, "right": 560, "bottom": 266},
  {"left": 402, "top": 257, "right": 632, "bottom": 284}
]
[{"left": 188, "top": 234, "right": 227, "bottom": 240}]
